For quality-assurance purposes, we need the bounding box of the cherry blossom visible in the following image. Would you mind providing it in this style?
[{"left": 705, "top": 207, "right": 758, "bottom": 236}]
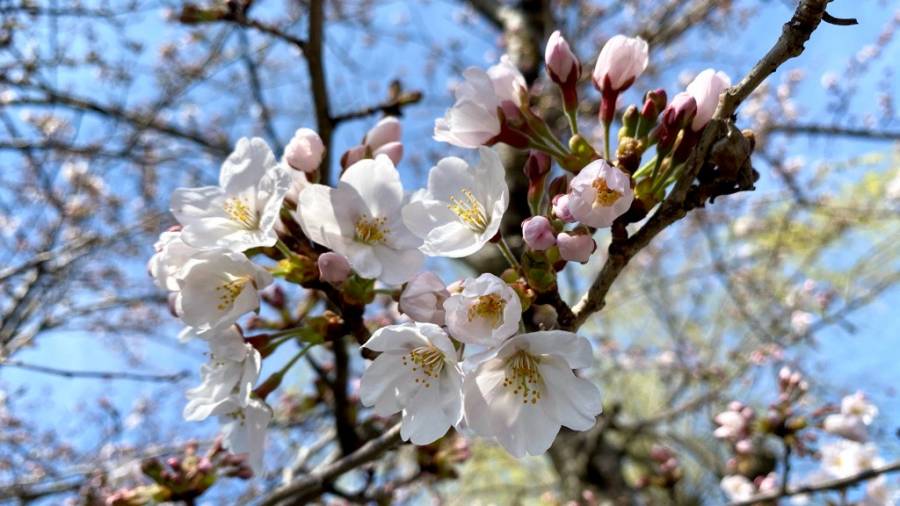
[
  {"left": 359, "top": 323, "right": 463, "bottom": 445},
  {"left": 567, "top": 159, "right": 634, "bottom": 228},
  {"left": 821, "top": 440, "right": 882, "bottom": 478},
  {"left": 171, "top": 137, "right": 291, "bottom": 252},
  {"left": 296, "top": 155, "right": 424, "bottom": 285},
  {"left": 402, "top": 147, "right": 508, "bottom": 258},
  {"left": 433, "top": 56, "right": 527, "bottom": 148},
  {"left": 148, "top": 229, "right": 200, "bottom": 292},
  {"left": 218, "top": 398, "right": 272, "bottom": 474},
  {"left": 463, "top": 331, "right": 602, "bottom": 457},
  {"left": 175, "top": 250, "right": 273, "bottom": 333},
  {"left": 443, "top": 273, "right": 521, "bottom": 347},
  {"left": 183, "top": 326, "right": 261, "bottom": 422}
]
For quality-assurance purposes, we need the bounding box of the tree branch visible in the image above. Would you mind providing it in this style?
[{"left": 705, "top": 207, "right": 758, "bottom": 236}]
[
  {"left": 258, "top": 423, "right": 403, "bottom": 506},
  {"left": 0, "top": 360, "right": 190, "bottom": 383},
  {"left": 730, "top": 460, "right": 900, "bottom": 505},
  {"left": 570, "top": 0, "right": 835, "bottom": 329}
]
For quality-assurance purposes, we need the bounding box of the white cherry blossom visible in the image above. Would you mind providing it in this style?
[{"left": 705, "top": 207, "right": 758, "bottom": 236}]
[
  {"left": 821, "top": 440, "right": 882, "bottom": 479},
  {"left": 402, "top": 147, "right": 508, "bottom": 258},
  {"left": 842, "top": 391, "right": 879, "bottom": 425},
  {"left": 434, "top": 56, "right": 527, "bottom": 148},
  {"left": 443, "top": 273, "right": 521, "bottom": 347},
  {"left": 219, "top": 398, "right": 272, "bottom": 474},
  {"left": 183, "top": 325, "right": 261, "bottom": 422},
  {"left": 359, "top": 322, "right": 463, "bottom": 445},
  {"left": 175, "top": 250, "right": 273, "bottom": 332},
  {"left": 296, "top": 155, "right": 424, "bottom": 285},
  {"left": 720, "top": 475, "right": 755, "bottom": 502},
  {"left": 148, "top": 229, "right": 200, "bottom": 292},
  {"left": 171, "top": 137, "right": 291, "bottom": 251},
  {"left": 463, "top": 331, "right": 602, "bottom": 457},
  {"left": 567, "top": 159, "right": 634, "bottom": 228}
]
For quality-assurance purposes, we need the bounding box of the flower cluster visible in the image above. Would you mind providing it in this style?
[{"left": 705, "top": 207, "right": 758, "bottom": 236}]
[
  {"left": 364, "top": 273, "right": 602, "bottom": 457},
  {"left": 149, "top": 28, "right": 744, "bottom": 474}
]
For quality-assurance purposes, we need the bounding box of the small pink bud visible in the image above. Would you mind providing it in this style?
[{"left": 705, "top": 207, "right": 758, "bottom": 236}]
[
  {"left": 552, "top": 194, "right": 575, "bottom": 222},
  {"left": 317, "top": 252, "right": 351, "bottom": 283},
  {"left": 545, "top": 30, "right": 580, "bottom": 86},
  {"left": 522, "top": 216, "right": 557, "bottom": 250},
  {"left": 373, "top": 141, "right": 403, "bottom": 166},
  {"left": 735, "top": 439, "right": 754, "bottom": 454},
  {"left": 658, "top": 92, "right": 697, "bottom": 149},
  {"left": 284, "top": 128, "right": 325, "bottom": 173},
  {"left": 398, "top": 272, "right": 449, "bottom": 325},
  {"left": 340, "top": 145, "right": 367, "bottom": 169},
  {"left": 557, "top": 232, "right": 595, "bottom": 263}
]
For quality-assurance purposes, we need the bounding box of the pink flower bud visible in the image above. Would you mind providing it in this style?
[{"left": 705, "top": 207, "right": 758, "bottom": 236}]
[
  {"left": 658, "top": 92, "right": 697, "bottom": 149},
  {"left": 592, "top": 35, "right": 649, "bottom": 93},
  {"left": 686, "top": 69, "right": 731, "bottom": 131},
  {"left": 398, "top": 272, "right": 449, "bottom": 325},
  {"left": 364, "top": 117, "right": 401, "bottom": 149},
  {"left": 373, "top": 141, "right": 403, "bottom": 166},
  {"left": 522, "top": 216, "right": 556, "bottom": 251},
  {"left": 317, "top": 252, "right": 351, "bottom": 283},
  {"left": 340, "top": 145, "right": 367, "bottom": 169},
  {"left": 284, "top": 128, "right": 325, "bottom": 173},
  {"left": 557, "top": 232, "right": 595, "bottom": 263},
  {"left": 552, "top": 194, "right": 575, "bottom": 222},
  {"left": 545, "top": 30, "right": 580, "bottom": 86}
]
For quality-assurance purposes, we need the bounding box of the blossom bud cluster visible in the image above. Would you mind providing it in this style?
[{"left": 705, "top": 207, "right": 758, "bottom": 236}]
[{"left": 717, "top": 367, "right": 892, "bottom": 503}]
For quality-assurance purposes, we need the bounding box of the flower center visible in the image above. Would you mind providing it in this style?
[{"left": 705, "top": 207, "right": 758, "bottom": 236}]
[
  {"left": 502, "top": 350, "right": 543, "bottom": 404},
  {"left": 224, "top": 197, "right": 259, "bottom": 229},
  {"left": 467, "top": 293, "right": 505, "bottom": 328},
  {"left": 402, "top": 345, "right": 445, "bottom": 388},
  {"left": 448, "top": 189, "right": 488, "bottom": 233},
  {"left": 215, "top": 275, "right": 253, "bottom": 311},
  {"left": 592, "top": 178, "right": 622, "bottom": 207},
  {"left": 355, "top": 216, "right": 388, "bottom": 245}
]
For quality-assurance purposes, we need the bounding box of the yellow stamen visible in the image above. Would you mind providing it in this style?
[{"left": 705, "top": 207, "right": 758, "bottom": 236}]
[
  {"left": 502, "top": 351, "right": 543, "bottom": 404},
  {"left": 401, "top": 345, "right": 445, "bottom": 388},
  {"left": 467, "top": 293, "right": 506, "bottom": 328},
  {"left": 448, "top": 189, "right": 489, "bottom": 233},
  {"left": 215, "top": 275, "right": 254, "bottom": 311},
  {"left": 355, "top": 216, "right": 388, "bottom": 245},
  {"left": 223, "top": 197, "right": 259, "bottom": 229},
  {"left": 592, "top": 178, "right": 622, "bottom": 207}
]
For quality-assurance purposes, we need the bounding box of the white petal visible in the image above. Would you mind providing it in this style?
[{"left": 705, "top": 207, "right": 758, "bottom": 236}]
[{"left": 372, "top": 245, "right": 424, "bottom": 285}]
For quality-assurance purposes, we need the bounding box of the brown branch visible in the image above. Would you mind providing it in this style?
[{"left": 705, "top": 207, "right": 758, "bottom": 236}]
[
  {"left": 765, "top": 123, "right": 900, "bottom": 141},
  {"left": 570, "top": 0, "right": 835, "bottom": 329},
  {"left": 258, "top": 423, "right": 403, "bottom": 506},
  {"left": 331, "top": 91, "right": 424, "bottom": 125},
  {"left": 0, "top": 360, "right": 189, "bottom": 382},
  {"left": 729, "top": 460, "right": 900, "bottom": 505}
]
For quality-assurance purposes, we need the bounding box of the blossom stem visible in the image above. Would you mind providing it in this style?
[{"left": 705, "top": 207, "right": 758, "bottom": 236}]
[
  {"left": 603, "top": 120, "right": 612, "bottom": 161},
  {"left": 632, "top": 154, "right": 658, "bottom": 180},
  {"left": 276, "top": 239, "right": 297, "bottom": 260},
  {"left": 496, "top": 236, "right": 521, "bottom": 271},
  {"left": 565, "top": 108, "right": 579, "bottom": 136}
]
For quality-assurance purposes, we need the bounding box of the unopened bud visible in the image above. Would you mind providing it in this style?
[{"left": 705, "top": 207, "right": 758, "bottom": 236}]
[
  {"left": 557, "top": 232, "right": 595, "bottom": 263},
  {"left": 317, "top": 252, "right": 351, "bottom": 283},
  {"left": 284, "top": 128, "right": 325, "bottom": 173},
  {"left": 522, "top": 216, "right": 556, "bottom": 251}
]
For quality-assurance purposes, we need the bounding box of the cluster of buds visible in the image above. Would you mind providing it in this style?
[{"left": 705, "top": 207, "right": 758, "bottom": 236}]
[
  {"left": 637, "top": 445, "right": 683, "bottom": 491},
  {"left": 105, "top": 439, "right": 252, "bottom": 506}
]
